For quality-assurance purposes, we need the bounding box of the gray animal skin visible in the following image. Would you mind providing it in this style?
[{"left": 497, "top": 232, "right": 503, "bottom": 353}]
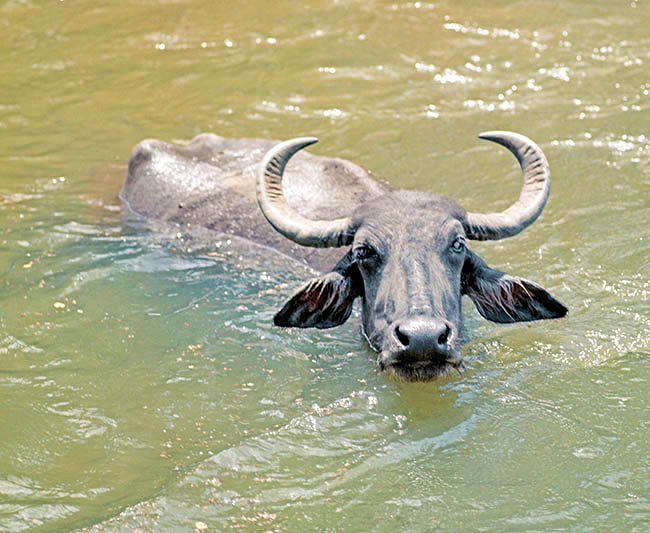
[
  {"left": 122, "top": 133, "right": 387, "bottom": 271},
  {"left": 121, "top": 131, "right": 567, "bottom": 382}
]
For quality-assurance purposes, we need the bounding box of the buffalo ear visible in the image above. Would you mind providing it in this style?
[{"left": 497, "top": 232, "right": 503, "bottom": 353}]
[
  {"left": 274, "top": 271, "right": 359, "bottom": 329},
  {"left": 274, "top": 251, "right": 362, "bottom": 329},
  {"left": 462, "top": 250, "right": 568, "bottom": 323}
]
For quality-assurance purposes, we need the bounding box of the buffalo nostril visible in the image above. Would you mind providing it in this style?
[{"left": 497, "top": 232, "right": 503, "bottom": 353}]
[
  {"left": 395, "top": 325, "right": 410, "bottom": 348},
  {"left": 437, "top": 325, "right": 450, "bottom": 347}
]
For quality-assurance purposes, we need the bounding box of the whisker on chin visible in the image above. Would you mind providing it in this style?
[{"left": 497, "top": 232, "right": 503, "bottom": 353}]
[{"left": 361, "top": 324, "right": 382, "bottom": 353}]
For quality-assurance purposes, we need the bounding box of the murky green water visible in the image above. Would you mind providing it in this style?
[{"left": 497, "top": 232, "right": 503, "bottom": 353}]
[{"left": 1, "top": 0, "right": 648, "bottom": 531}]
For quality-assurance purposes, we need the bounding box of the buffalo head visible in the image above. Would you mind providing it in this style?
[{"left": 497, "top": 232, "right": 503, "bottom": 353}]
[{"left": 257, "top": 132, "right": 567, "bottom": 381}]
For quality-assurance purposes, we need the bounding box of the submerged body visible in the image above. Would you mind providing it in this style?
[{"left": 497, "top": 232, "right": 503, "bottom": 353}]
[
  {"left": 122, "top": 133, "right": 388, "bottom": 272},
  {"left": 122, "top": 131, "right": 567, "bottom": 381}
]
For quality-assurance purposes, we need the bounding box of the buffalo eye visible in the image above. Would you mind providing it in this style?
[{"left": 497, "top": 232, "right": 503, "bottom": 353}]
[
  {"left": 353, "top": 245, "right": 378, "bottom": 263},
  {"left": 450, "top": 236, "right": 466, "bottom": 254}
]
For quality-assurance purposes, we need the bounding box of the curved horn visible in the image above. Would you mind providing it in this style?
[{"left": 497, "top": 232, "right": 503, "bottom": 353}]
[
  {"left": 257, "top": 137, "right": 357, "bottom": 248},
  {"left": 465, "top": 131, "right": 551, "bottom": 240}
]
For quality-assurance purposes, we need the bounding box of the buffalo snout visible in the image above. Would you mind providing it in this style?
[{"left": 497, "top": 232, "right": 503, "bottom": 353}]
[
  {"left": 393, "top": 316, "right": 451, "bottom": 358},
  {"left": 378, "top": 316, "right": 462, "bottom": 379}
]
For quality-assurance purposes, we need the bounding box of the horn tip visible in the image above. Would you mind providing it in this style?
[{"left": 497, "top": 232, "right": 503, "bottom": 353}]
[
  {"left": 269, "top": 136, "right": 319, "bottom": 156},
  {"left": 478, "top": 130, "right": 512, "bottom": 140},
  {"left": 295, "top": 136, "right": 318, "bottom": 146},
  {"left": 478, "top": 130, "right": 534, "bottom": 146}
]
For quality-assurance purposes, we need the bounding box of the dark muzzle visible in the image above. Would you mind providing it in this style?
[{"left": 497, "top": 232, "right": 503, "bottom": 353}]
[
  {"left": 379, "top": 316, "right": 461, "bottom": 367},
  {"left": 393, "top": 316, "right": 451, "bottom": 360}
]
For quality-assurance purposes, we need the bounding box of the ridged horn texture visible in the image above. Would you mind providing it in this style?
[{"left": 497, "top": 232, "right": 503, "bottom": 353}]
[
  {"left": 465, "top": 131, "right": 551, "bottom": 240},
  {"left": 257, "top": 137, "right": 357, "bottom": 248}
]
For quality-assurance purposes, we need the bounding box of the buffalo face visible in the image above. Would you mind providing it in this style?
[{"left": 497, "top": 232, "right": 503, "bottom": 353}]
[
  {"left": 261, "top": 133, "right": 568, "bottom": 382},
  {"left": 274, "top": 191, "right": 567, "bottom": 381}
]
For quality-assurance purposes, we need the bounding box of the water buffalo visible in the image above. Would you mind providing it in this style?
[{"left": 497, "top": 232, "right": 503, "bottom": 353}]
[{"left": 122, "top": 131, "right": 567, "bottom": 381}]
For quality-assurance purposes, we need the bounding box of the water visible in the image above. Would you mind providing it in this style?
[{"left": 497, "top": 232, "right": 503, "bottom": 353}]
[{"left": 1, "top": 0, "right": 648, "bottom": 531}]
